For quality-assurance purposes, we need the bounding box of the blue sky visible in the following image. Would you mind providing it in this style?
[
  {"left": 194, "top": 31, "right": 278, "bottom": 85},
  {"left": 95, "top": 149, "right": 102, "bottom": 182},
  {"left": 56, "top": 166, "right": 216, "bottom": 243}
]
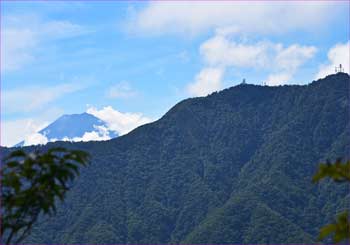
[{"left": 1, "top": 1, "right": 349, "bottom": 146}]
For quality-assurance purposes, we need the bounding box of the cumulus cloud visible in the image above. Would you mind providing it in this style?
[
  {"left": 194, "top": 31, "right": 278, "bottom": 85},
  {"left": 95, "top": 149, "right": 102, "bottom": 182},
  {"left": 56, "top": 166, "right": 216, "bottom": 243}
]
[
  {"left": 23, "top": 132, "right": 49, "bottom": 146},
  {"left": 275, "top": 44, "right": 316, "bottom": 71},
  {"left": 128, "top": 1, "right": 329, "bottom": 89},
  {"left": 187, "top": 68, "right": 224, "bottom": 97},
  {"left": 71, "top": 131, "right": 108, "bottom": 142},
  {"left": 106, "top": 81, "right": 137, "bottom": 99},
  {"left": 62, "top": 125, "right": 112, "bottom": 143},
  {"left": 201, "top": 33, "right": 316, "bottom": 72},
  {"left": 265, "top": 73, "right": 292, "bottom": 87},
  {"left": 186, "top": 32, "right": 317, "bottom": 93},
  {"left": 126, "top": 2, "right": 338, "bottom": 36},
  {"left": 1, "top": 118, "right": 49, "bottom": 146},
  {"left": 87, "top": 106, "right": 152, "bottom": 135},
  {"left": 1, "top": 14, "right": 89, "bottom": 72},
  {"left": 264, "top": 44, "right": 317, "bottom": 86},
  {"left": 200, "top": 35, "right": 270, "bottom": 68},
  {"left": 1, "top": 106, "right": 64, "bottom": 146},
  {"left": 315, "top": 42, "right": 350, "bottom": 79}
]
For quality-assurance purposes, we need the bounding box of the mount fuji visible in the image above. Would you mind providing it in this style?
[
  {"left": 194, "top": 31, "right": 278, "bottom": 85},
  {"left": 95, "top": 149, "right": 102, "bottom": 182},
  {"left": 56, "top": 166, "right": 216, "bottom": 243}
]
[{"left": 15, "top": 112, "right": 118, "bottom": 147}]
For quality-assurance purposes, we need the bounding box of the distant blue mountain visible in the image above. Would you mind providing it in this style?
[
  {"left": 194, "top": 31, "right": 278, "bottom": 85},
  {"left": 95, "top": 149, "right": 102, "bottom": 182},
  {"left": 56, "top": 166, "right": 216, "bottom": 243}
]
[{"left": 15, "top": 112, "right": 118, "bottom": 146}]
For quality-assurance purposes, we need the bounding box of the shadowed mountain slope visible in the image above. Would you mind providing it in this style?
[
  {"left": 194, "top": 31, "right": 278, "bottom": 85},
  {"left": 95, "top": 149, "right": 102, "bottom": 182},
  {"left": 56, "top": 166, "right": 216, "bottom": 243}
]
[{"left": 4, "top": 73, "right": 348, "bottom": 244}]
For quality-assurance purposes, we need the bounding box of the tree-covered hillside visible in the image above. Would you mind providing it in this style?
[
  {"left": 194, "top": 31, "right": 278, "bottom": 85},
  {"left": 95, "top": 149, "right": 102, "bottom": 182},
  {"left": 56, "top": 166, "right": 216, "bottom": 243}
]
[{"left": 3, "top": 73, "right": 349, "bottom": 244}]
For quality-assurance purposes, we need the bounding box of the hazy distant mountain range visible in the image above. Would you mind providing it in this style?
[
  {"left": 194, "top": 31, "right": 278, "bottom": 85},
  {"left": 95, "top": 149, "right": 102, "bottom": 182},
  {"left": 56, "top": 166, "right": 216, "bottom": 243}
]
[{"left": 15, "top": 112, "right": 118, "bottom": 147}]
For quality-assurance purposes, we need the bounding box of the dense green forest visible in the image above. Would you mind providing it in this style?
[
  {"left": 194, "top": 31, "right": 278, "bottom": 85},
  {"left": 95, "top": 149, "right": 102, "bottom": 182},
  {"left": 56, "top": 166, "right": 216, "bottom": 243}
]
[{"left": 2, "top": 73, "right": 349, "bottom": 244}]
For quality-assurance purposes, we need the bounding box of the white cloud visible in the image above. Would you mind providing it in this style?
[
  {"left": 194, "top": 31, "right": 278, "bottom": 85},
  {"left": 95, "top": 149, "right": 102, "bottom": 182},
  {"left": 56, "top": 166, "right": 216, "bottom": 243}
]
[
  {"left": 264, "top": 44, "right": 316, "bottom": 86},
  {"left": 23, "top": 129, "right": 111, "bottom": 146},
  {"left": 129, "top": 1, "right": 329, "bottom": 88},
  {"left": 73, "top": 131, "right": 107, "bottom": 142},
  {"left": 23, "top": 132, "right": 49, "bottom": 146},
  {"left": 61, "top": 125, "right": 112, "bottom": 143},
  {"left": 275, "top": 44, "right": 317, "bottom": 71},
  {"left": 126, "top": 2, "right": 337, "bottom": 36},
  {"left": 186, "top": 68, "right": 224, "bottom": 97},
  {"left": 1, "top": 107, "right": 64, "bottom": 147},
  {"left": 265, "top": 73, "right": 292, "bottom": 86},
  {"left": 2, "top": 83, "right": 85, "bottom": 113},
  {"left": 1, "top": 14, "right": 89, "bottom": 72},
  {"left": 76, "top": 133, "right": 109, "bottom": 142},
  {"left": 196, "top": 32, "right": 316, "bottom": 87},
  {"left": 106, "top": 81, "right": 137, "bottom": 99},
  {"left": 200, "top": 36, "right": 270, "bottom": 68},
  {"left": 1, "top": 28, "right": 37, "bottom": 71},
  {"left": 87, "top": 106, "right": 152, "bottom": 135},
  {"left": 201, "top": 34, "right": 316, "bottom": 72},
  {"left": 315, "top": 42, "right": 350, "bottom": 79},
  {"left": 1, "top": 118, "right": 49, "bottom": 146}
]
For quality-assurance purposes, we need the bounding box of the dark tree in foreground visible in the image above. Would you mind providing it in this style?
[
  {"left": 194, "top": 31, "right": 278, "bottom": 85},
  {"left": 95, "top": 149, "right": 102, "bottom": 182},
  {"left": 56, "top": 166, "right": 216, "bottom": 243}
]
[
  {"left": 0, "top": 147, "right": 90, "bottom": 244},
  {"left": 313, "top": 159, "right": 350, "bottom": 243}
]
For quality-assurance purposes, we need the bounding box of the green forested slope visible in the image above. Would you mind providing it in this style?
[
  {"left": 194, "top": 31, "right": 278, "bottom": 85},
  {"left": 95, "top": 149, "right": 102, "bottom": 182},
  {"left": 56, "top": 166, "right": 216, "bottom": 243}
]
[{"left": 3, "top": 73, "right": 348, "bottom": 244}]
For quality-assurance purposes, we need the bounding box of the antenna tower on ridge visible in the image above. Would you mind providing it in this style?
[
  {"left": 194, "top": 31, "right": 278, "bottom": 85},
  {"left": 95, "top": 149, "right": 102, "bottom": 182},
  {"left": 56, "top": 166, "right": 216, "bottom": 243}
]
[{"left": 335, "top": 64, "right": 344, "bottom": 73}]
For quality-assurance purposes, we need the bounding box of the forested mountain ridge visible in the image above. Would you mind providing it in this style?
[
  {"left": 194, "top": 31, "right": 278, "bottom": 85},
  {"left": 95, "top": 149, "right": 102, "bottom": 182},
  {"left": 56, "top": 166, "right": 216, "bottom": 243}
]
[{"left": 4, "top": 72, "right": 349, "bottom": 244}]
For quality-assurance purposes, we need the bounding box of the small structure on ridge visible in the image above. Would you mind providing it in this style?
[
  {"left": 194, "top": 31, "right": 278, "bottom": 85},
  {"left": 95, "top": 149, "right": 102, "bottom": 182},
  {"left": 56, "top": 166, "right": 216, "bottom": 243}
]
[{"left": 335, "top": 64, "right": 344, "bottom": 73}]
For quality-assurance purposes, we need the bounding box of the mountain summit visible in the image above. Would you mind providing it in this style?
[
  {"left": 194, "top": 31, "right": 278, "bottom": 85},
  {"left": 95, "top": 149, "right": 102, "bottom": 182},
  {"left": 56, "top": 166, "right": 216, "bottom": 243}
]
[{"left": 16, "top": 112, "right": 118, "bottom": 146}]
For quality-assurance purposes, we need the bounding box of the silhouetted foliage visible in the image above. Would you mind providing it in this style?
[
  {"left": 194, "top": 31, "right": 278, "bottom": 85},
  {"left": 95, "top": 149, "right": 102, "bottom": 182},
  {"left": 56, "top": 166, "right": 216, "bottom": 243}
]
[
  {"left": 313, "top": 159, "right": 350, "bottom": 243},
  {"left": 313, "top": 159, "right": 350, "bottom": 183},
  {"left": 1, "top": 147, "right": 89, "bottom": 244}
]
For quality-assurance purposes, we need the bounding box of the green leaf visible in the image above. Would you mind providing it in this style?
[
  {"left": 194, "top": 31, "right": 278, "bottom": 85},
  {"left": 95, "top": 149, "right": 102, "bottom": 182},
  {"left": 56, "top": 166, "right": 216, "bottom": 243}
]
[
  {"left": 1, "top": 147, "right": 89, "bottom": 244},
  {"left": 318, "top": 224, "right": 336, "bottom": 240}
]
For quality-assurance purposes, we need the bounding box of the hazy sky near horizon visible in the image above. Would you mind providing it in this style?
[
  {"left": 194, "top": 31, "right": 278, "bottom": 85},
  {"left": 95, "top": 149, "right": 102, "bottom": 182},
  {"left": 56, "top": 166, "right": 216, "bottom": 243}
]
[{"left": 1, "top": 1, "right": 349, "bottom": 146}]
